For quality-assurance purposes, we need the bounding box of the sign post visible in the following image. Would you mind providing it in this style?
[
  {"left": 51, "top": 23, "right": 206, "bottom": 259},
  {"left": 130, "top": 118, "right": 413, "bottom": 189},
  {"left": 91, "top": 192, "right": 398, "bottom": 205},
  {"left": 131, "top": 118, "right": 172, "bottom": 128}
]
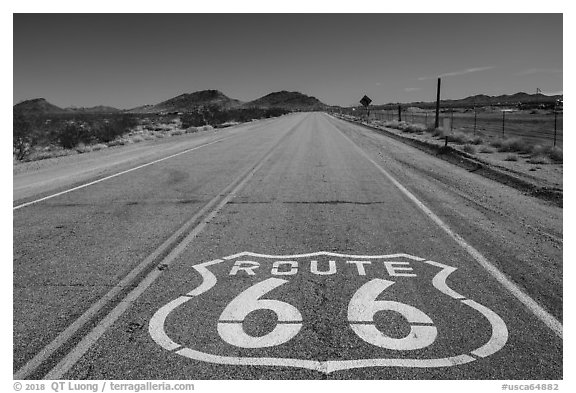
[{"left": 360, "top": 95, "right": 372, "bottom": 119}]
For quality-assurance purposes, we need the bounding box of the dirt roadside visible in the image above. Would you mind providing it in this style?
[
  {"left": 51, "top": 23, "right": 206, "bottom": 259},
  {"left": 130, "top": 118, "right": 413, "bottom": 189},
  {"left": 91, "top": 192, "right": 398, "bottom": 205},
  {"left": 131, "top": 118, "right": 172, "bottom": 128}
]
[{"left": 332, "top": 114, "right": 562, "bottom": 207}]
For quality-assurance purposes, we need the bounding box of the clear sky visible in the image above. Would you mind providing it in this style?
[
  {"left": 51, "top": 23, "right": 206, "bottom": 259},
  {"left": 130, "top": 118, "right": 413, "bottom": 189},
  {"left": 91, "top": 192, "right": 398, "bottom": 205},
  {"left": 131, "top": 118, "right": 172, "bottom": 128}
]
[{"left": 13, "top": 13, "right": 563, "bottom": 109}]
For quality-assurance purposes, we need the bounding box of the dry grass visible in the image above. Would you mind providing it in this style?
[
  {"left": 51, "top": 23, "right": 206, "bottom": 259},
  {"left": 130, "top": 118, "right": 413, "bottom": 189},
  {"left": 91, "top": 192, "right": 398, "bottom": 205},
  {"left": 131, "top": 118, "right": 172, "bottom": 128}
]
[
  {"left": 495, "top": 137, "right": 533, "bottom": 154},
  {"left": 504, "top": 153, "right": 519, "bottom": 161},
  {"left": 527, "top": 155, "right": 551, "bottom": 164},
  {"left": 91, "top": 143, "right": 108, "bottom": 151},
  {"left": 384, "top": 120, "right": 426, "bottom": 133},
  {"left": 479, "top": 146, "right": 495, "bottom": 153},
  {"left": 75, "top": 143, "right": 93, "bottom": 154},
  {"left": 27, "top": 149, "right": 74, "bottom": 161},
  {"left": 107, "top": 138, "right": 131, "bottom": 147},
  {"left": 531, "top": 144, "right": 562, "bottom": 163},
  {"left": 462, "top": 144, "right": 476, "bottom": 154}
]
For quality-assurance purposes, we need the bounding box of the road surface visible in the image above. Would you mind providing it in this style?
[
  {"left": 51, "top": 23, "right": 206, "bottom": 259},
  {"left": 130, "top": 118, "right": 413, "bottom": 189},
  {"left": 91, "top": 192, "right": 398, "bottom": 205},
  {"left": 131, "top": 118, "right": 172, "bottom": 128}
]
[{"left": 13, "top": 113, "right": 562, "bottom": 380}]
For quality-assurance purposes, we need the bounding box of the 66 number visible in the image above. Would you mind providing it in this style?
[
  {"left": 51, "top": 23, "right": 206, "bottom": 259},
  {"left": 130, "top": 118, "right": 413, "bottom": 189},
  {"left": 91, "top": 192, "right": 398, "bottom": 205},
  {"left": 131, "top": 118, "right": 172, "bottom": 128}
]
[{"left": 217, "top": 278, "right": 437, "bottom": 351}]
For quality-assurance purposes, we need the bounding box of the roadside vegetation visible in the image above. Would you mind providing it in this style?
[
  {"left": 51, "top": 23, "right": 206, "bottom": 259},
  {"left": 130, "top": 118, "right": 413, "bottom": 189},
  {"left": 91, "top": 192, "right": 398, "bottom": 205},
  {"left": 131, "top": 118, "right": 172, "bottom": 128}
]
[
  {"left": 352, "top": 115, "right": 563, "bottom": 164},
  {"left": 13, "top": 106, "right": 290, "bottom": 162}
]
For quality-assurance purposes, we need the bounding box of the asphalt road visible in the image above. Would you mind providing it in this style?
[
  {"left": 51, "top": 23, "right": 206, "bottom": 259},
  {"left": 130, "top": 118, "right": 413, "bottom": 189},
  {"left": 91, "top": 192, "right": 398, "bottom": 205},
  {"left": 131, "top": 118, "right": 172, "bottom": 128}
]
[{"left": 13, "top": 112, "right": 562, "bottom": 380}]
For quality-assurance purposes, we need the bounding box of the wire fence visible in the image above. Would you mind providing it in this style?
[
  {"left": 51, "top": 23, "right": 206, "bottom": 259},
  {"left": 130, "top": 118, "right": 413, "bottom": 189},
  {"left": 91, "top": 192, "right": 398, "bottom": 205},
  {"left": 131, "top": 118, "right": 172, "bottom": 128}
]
[{"left": 337, "top": 107, "right": 563, "bottom": 147}]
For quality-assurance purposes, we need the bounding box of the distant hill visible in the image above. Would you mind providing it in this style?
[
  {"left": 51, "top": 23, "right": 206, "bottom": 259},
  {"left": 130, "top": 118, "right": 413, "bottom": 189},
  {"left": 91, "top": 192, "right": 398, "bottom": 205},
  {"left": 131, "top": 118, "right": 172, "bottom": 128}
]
[
  {"left": 14, "top": 98, "right": 122, "bottom": 116},
  {"left": 244, "top": 91, "right": 327, "bottom": 111},
  {"left": 129, "top": 90, "right": 243, "bottom": 113},
  {"left": 13, "top": 98, "right": 68, "bottom": 116},
  {"left": 374, "top": 92, "right": 562, "bottom": 109},
  {"left": 65, "top": 105, "right": 122, "bottom": 113}
]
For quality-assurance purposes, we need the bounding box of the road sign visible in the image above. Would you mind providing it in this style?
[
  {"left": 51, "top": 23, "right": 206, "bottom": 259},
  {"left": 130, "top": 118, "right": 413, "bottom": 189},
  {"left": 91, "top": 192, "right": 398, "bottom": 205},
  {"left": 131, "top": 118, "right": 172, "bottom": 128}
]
[
  {"left": 149, "top": 251, "right": 508, "bottom": 374},
  {"left": 360, "top": 95, "right": 372, "bottom": 107}
]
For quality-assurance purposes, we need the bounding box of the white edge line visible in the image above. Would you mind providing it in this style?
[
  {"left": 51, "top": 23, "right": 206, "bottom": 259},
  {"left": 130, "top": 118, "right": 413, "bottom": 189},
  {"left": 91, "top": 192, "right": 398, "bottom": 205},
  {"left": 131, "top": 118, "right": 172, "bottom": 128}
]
[
  {"left": 330, "top": 114, "right": 563, "bottom": 339},
  {"left": 13, "top": 137, "right": 229, "bottom": 211}
]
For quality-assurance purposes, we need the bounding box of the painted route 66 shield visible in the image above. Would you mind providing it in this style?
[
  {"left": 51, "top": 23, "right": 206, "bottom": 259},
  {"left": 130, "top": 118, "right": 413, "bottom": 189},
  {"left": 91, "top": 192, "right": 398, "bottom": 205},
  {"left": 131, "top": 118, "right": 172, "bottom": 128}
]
[{"left": 149, "top": 252, "right": 508, "bottom": 374}]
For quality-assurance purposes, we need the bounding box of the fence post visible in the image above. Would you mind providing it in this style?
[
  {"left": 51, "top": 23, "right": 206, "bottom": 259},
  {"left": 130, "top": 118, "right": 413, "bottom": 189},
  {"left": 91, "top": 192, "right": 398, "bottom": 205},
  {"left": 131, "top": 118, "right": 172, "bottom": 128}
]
[
  {"left": 474, "top": 108, "right": 477, "bottom": 135},
  {"left": 502, "top": 110, "right": 505, "bottom": 137},
  {"left": 435, "top": 77, "right": 441, "bottom": 129},
  {"left": 425, "top": 112, "right": 428, "bottom": 127},
  {"left": 398, "top": 105, "right": 402, "bottom": 121}
]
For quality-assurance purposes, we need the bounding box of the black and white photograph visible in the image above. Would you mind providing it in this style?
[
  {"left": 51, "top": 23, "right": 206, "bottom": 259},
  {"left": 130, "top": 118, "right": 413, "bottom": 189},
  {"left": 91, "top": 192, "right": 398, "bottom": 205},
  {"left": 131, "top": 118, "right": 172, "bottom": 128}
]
[{"left": 8, "top": 4, "right": 570, "bottom": 390}]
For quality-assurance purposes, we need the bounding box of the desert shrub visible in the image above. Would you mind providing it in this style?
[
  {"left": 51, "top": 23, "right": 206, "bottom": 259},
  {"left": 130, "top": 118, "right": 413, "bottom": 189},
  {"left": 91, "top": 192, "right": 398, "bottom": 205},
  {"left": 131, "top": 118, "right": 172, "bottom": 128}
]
[
  {"left": 201, "top": 125, "right": 214, "bottom": 131},
  {"left": 403, "top": 123, "right": 426, "bottom": 133},
  {"left": 13, "top": 112, "right": 35, "bottom": 160},
  {"left": 469, "top": 135, "right": 484, "bottom": 145},
  {"left": 496, "top": 137, "right": 532, "bottom": 153},
  {"left": 91, "top": 143, "right": 108, "bottom": 151},
  {"left": 181, "top": 112, "right": 207, "bottom": 128},
  {"left": 430, "top": 127, "right": 446, "bottom": 137},
  {"left": 185, "top": 126, "right": 199, "bottom": 133},
  {"left": 527, "top": 155, "right": 551, "bottom": 164},
  {"left": 131, "top": 135, "right": 145, "bottom": 143},
  {"left": 57, "top": 123, "right": 85, "bottom": 148},
  {"left": 479, "top": 146, "right": 495, "bottom": 153},
  {"left": 182, "top": 107, "right": 289, "bottom": 128},
  {"left": 547, "top": 146, "right": 563, "bottom": 162},
  {"left": 106, "top": 138, "right": 128, "bottom": 147},
  {"left": 489, "top": 138, "right": 505, "bottom": 149},
  {"left": 75, "top": 143, "right": 93, "bottom": 154},
  {"left": 154, "top": 132, "right": 165, "bottom": 138},
  {"left": 92, "top": 115, "right": 137, "bottom": 143},
  {"left": 143, "top": 133, "right": 155, "bottom": 140},
  {"left": 170, "top": 130, "right": 184, "bottom": 136},
  {"left": 504, "top": 154, "right": 519, "bottom": 161},
  {"left": 462, "top": 144, "right": 476, "bottom": 154},
  {"left": 383, "top": 120, "right": 405, "bottom": 129},
  {"left": 449, "top": 132, "right": 471, "bottom": 144},
  {"left": 28, "top": 148, "right": 73, "bottom": 161},
  {"left": 532, "top": 145, "right": 562, "bottom": 163}
]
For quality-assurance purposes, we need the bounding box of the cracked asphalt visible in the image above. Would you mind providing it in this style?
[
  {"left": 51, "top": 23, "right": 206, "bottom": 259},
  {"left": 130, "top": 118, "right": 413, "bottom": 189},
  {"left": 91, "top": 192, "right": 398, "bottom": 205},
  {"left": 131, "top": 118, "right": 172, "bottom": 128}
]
[{"left": 13, "top": 112, "right": 562, "bottom": 379}]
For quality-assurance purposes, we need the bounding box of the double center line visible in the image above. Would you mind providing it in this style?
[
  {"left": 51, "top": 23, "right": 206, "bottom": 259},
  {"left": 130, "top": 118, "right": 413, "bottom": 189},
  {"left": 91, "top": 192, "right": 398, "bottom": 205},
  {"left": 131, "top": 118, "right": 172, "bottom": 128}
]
[{"left": 14, "top": 115, "right": 305, "bottom": 380}]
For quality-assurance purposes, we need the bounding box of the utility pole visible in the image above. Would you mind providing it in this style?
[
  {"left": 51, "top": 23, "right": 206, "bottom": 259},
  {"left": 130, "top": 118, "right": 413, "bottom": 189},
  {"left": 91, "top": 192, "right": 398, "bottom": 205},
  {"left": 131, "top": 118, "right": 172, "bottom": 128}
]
[{"left": 435, "top": 77, "right": 441, "bottom": 129}]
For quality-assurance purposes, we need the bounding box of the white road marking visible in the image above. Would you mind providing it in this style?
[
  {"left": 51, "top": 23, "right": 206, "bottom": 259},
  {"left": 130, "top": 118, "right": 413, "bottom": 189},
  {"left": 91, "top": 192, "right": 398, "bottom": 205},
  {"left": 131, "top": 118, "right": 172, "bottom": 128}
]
[
  {"left": 347, "top": 260, "right": 371, "bottom": 275},
  {"left": 13, "top": 138, "right": 229, "bottom": 210},
  {"left": 41, "top": 118, "right": 302, "bottom": 379},
  {"left": 348, "top": 279, "right": 438, "bottom": 350},
  {"left": 217, "top": 278, "right": 302, "bottom": 348},
  {"left": 222, "top": 251, "right": 425, "bottom": 260},
  {"left": 271, "top": 260, "right": 298, "bottom": 275},
  {"left": 149, "top": 252, "right": 509, "bottom": 372},
  {"left": 310, "top": 260, "right": 336, "bottom": 275},
  {"left": 329, "top": 115, "right": 563, "bottom": 339},
  {"left": 464, "top": 299, "right": 509, "bottom": 358}
]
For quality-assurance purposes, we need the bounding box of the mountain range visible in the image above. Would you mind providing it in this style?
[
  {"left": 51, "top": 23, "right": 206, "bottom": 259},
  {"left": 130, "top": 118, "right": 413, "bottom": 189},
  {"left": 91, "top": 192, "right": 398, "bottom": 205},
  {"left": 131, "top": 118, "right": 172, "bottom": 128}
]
[
  {"left": 14, "top": 90, "right": 562, "bottom": 116},
  {"left": 374, "top": 92, "right": 562, "bottom": 109},
  {"left": 14, "top": 90, "right": 328, "bottom": 116}
]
